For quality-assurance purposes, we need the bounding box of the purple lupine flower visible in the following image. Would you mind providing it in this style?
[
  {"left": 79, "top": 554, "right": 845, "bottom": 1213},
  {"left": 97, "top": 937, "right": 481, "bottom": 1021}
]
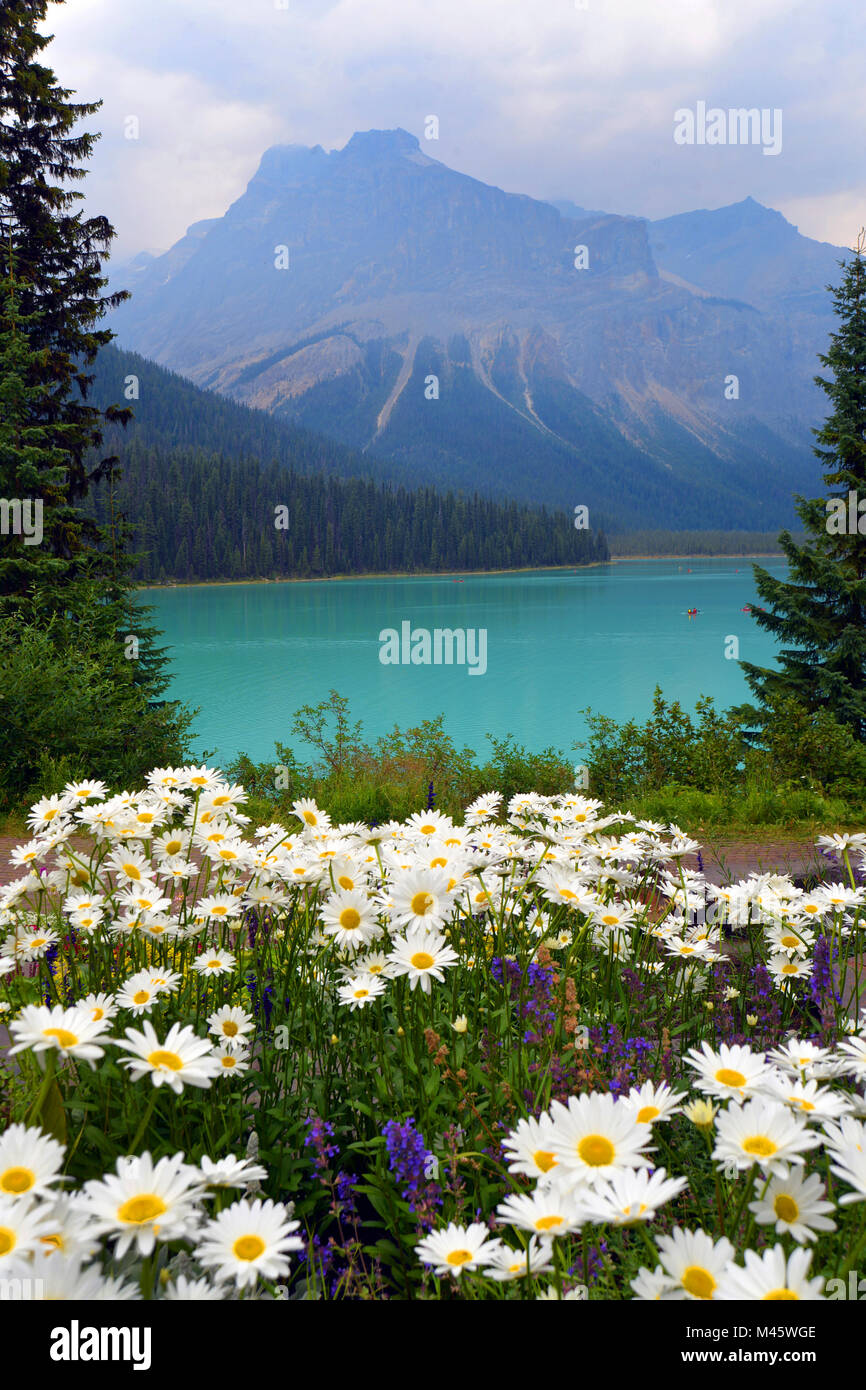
[
  {"left": 305, "top": 1116, "right": 338, "bottom": 1176},
  {"left": 382, "top": 1118, "right": 442, "bottom": 1229}
]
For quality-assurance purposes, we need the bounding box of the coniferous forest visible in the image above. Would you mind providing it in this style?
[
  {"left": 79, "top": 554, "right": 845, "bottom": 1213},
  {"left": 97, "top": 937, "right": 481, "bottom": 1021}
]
[
  {"left": 85, "top": 347, "right": 609, "bottom": 583},
  {"left": 88, "top": 442, "right": 608, "bottom": 582}
]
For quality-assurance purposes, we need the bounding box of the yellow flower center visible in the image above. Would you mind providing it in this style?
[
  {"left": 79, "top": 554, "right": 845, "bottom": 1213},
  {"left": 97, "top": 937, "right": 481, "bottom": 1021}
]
[
  {"left": 147, "top": 1050, "right": 183, "bottom": 1071},
  {"left": 637, "top": 1106, "right": 660, "bottom": 1124},
  {"left": 410, "top": 952, "right": 435, "bottom": 970},
  {"left": 601, "top": 914, "right": 619, "bottom": 926},
  {"left": 92, "top": 1008, "right": 104, "bottom": 1020},
  {"left": 117, "top": 1194, "right": 167, "bottom": 1225},
  {"left": 303, "top": 811, "right": 317, "bottom": 825},
  {"left": 715, "top": 1068, "right": 747, "bottom": 1088},
  {"left": 773, "top": 1194, "right": 799, "bottom": 1223},
  {"left": 559, "top": 888, "right": 576, "bottom": 900},
  {"left": 122, "top": 864, "right": 142, "bottom": 881},
  {"left": 166, "top": 840, "right": 182, "bottom": 854},
  {"left": 0, "top": 1228, "right": 16, "bottom": 1255},
  {"left": 535, "top": 1214, "right": 565, "bottom": 1231},
  {"left": 339, "top": 908, "right": 362, "bottom": 931},
  {"left": 338, "top": 875, "right": 354, "bottom": 890},
  {"left": 223, "top": 1021, "right": 239, "bottom": 1037},
  {"left": 233, "top": 1234, "right": 267, "bottom": 1262},
  {"left": 207, "top": 959, "right": 223, "bottom": 969},
  {"left": 533, "top": 1150, "right": 557, "bottom": 1173},
  {"left": 578, "top": 1134, "right": 615, "bottom": 1167},
  {"left": 40, "top": 1233, "right": 64, "bottom": 1252},
  {"left": 42, "top": 1028, "right": 78, "bottom": 1049},
  {"left": 780, "top": 936, "right": 799, "bottom": 948},
  {"left": 430, "top": 857, "right": 447, "bottom": 868},
  {"left": 0, "top": 1167, "right": 34, "bottom": 1194},
  {"left": 354, "top": 989, "right": 369, "bottom": 999},
  {"left": 411, "top": 892, "right": 435, "bottom": 916},
  {"left": 445, "top": 1248, "right": 473, "bottom": 1266},
  {"left": 220, "top": 1056, "right": 236, "bottom": 1068},
  {"left": 764, "top": 1289, "right": 799, "bottom": 1300},
  {"left": 794, "top": 1098, "right": 815, "bottom": 1112},
  {"left": 742, "top": 1136, "right": 777, "bottom": 1158},
  {"left": 682, "top": 1266, "right": 715, "bottom": 1300},
  {"left": 133, "top": 990, "right": 150, "bottom": 1005}
]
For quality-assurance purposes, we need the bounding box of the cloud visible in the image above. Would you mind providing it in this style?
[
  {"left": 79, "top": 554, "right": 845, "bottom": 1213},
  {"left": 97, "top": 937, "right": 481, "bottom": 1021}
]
[{"left": 43, "top": 0, "right": 865, "bottom": 258}]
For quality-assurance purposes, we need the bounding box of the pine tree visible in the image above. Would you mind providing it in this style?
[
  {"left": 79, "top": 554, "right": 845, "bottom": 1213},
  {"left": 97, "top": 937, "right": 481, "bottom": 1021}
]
[
  {"left": 0, "top": 270, "right": 71, "bottom": 599},
  {"left": 0, "top": 1, "right": 192, "bottom": 801},
  {"left": 739, "top": 234, "right": 866, "bottom": 739},
  {"left": 0, "top": 0, "right": 130, "bottom": 585}
]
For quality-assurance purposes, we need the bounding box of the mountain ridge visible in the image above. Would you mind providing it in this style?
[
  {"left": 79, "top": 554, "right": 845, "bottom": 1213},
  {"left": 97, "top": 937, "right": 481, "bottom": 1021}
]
[{"left": 109, "top": 128, "right": 848, "bottom": 529}]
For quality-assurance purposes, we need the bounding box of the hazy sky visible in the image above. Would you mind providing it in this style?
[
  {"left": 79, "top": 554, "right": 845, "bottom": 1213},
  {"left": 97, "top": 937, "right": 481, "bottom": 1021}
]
[{"left": 45, "top": 0, "right": 865, "bottom": 261}]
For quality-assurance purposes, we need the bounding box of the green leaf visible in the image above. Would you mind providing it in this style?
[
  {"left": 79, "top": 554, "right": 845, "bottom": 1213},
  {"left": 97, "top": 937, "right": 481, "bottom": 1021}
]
[{"left": 39, "top": 1081, "right": 67, "bottom": 1144}]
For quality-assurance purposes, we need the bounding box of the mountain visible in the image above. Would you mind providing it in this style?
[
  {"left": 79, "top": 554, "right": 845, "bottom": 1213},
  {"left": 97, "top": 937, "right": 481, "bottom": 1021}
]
[
  {"left": 85, "top": 346, "right": 609, "bottom": 583},
  {"left": 647, "top": 197, "right": 844, "bottom": 319},
  {"left": 109, "top": 129, "right": 848, "bottom": 529}
]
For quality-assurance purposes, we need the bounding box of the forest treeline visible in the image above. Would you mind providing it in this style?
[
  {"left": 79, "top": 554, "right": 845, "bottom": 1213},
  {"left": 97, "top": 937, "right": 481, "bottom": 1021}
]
[
  {"left": 87, "top": 442, "right": 609, "bottom": 583},
  {"left": 609, "top": 530, "right": 791, "bottom": 557}
]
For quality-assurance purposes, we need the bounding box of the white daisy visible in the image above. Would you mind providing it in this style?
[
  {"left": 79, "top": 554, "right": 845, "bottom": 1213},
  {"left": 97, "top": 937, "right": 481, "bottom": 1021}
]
[
  {"left": 484, "top": 1236, "right": 555, "bottom": 1281},
  {"left": 621, "top": 1081, "right": 685, "bottom": 1126},
  {"left": 0, "top": 1124, "right": 65, "bottom": 1201},
  {"left": 196, "top": 1197, "right": 303, "bottom": 1289},
  {"left": 387, "top": 925, "right": 458, "bottom": 993},
  {"left": 415, "top": 1221, "right": 503, "bottom": 1277},
  {"left": 685, "top": 1041, "right": 775, "bottom": 1101},
  {"left": 207, "top": 1005, "right": 255, "bottom": 1050},
  {"left": 8, "top": 1004, "right": 112, "bottom": 1067},
  {"left": 501, "top": 1113, "right": 562, "bottom": 1183},
  {"left": 197, "top": 1155, "right": 268, "bottom": 1189},
  {"left": 654, "top": 1227, "right": 735, "bottom": 1301},
  {"left": 579, "top": 1166, "right": 689, "bottom": 1225},
  {"left": 547, "top": 1092, "right": 654, "bottom": 1184},
  {"left": 748, "top": 1167, "right": 836, "bottom": 1242},
  {"left": 0, "top": 1195, "right": 56, "bottom": 1272},
  {"left": 74, "top": 1151, "right": 206, "bottom": 1257},
  {"left": 337, "top": 973, "right": 387, "bottom": 1010},
  {"left": 192, "top": 949, "right": 237, "bottom": 978},
  {"left": 716, "top": 1244, "right": 825, "bottom": 1300},
  {"left": 389, "top": 868, "right": 457, "bottom": 930},
  {"left": 713, "top": 1097, "right": 821, "bottom": 1177},
  {"left": 318, "top": 890, "right": 382, "bottom": 952},
  {"left": 496, "top": 1183, "right": 586, "bottom": 1237},
  {"left": 113, "top": 1021, "right": 222, "bottom": 1093}
]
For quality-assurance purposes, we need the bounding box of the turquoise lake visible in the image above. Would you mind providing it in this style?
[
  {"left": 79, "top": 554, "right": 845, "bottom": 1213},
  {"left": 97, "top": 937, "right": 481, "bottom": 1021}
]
[{"left": 139, "top": 558, "right": 786, "bottom": 768}]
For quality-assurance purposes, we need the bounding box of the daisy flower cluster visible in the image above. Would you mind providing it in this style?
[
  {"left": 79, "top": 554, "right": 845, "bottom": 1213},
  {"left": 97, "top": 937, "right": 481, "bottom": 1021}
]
[
  {"left": 2, "top": 771, "right": 866, "bottom": 1299},
  {"left": 415, "top": 1033, "right": 866, "bottom": 1299},
  {"left": 0, "top": 1123, "right": 300, "bottom": 1299}
]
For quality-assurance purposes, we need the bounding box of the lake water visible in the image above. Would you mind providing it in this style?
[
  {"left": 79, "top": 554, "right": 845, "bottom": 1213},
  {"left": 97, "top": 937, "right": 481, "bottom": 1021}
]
[{"left": 139, "top": 559, "right": 786, "bottom": 767}]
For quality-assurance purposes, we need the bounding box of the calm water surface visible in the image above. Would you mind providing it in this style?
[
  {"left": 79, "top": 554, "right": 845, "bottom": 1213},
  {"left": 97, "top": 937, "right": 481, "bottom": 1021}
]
[{"left": 139, "top": 559, "right": 785, "bottom": 765}]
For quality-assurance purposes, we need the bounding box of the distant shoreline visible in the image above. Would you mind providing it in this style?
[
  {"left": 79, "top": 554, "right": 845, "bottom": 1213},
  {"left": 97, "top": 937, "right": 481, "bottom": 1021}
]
[
  {"left": 609, "top": 552, "right": 783, "bottom": 561},
  {"left": 135, "top": 554, "right": 782, "bottom": 592}
]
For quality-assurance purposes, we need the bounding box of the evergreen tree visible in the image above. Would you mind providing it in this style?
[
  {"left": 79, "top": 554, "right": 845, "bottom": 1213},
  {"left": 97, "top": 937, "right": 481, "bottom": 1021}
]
[
  {"left": 0, "top": 0, "right": 130, "bottom": 588},
  {"left": 0, "top": 1, "right": 192, "bottom": 803},
  {"left": 0, "top": 270, "right": 71, "bottom": 599},
  {"left": 739, "top": 234, "right": 866, "bottom": 739}
]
